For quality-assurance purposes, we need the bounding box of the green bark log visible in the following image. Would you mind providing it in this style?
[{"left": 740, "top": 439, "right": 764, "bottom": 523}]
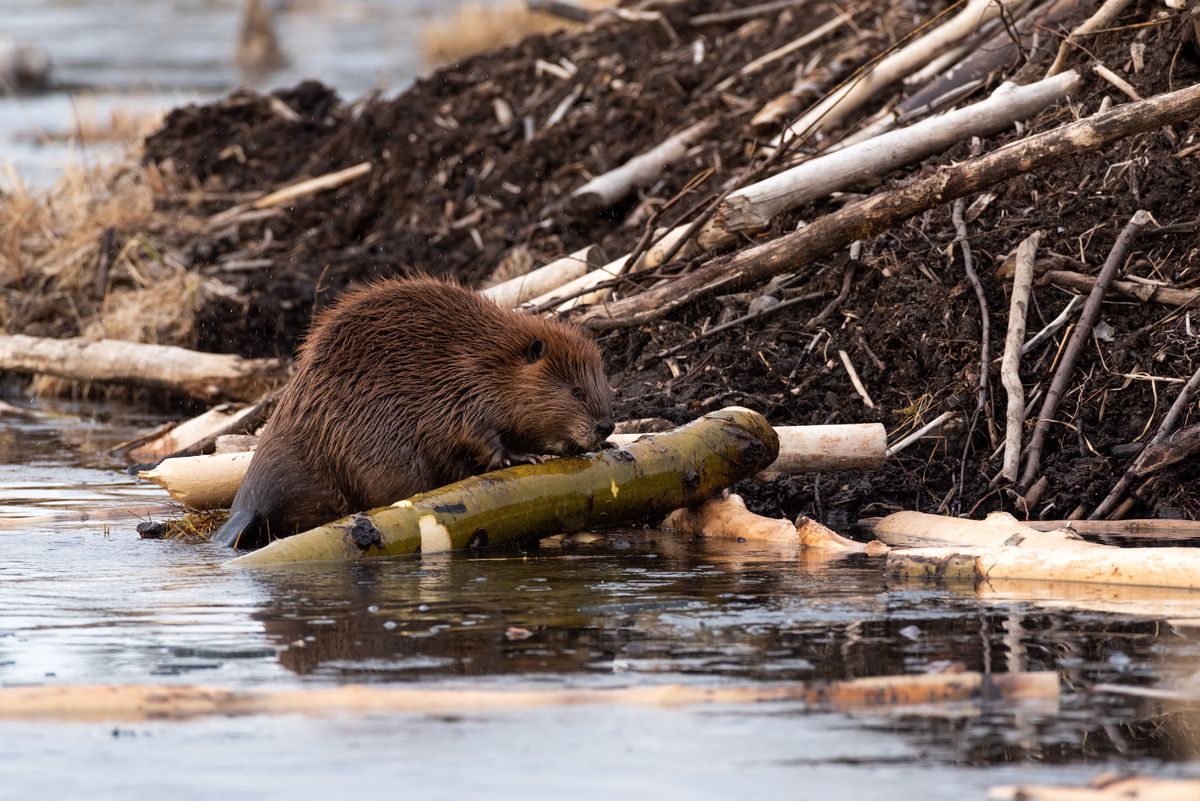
[{"left": 227, "top": 406, "right": 778, "bottom": 567}]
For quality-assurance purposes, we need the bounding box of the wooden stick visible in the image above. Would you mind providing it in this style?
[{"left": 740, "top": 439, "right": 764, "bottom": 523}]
[
  {"left": 999, "top": 232, "right": 1041, "bottom": 483},
  {"left": 526, "top": 0, "right": 592, "bottom": 24},
  {"left": 139, "top": 451, "right": 255, "bottom": 510},
  {"left": 579, "top": 82, "right": 1200, "bottom": 331},
  {"left": 663, "top": 493, "right": 874, "bottom": 551},
  {"left": 886, "top": 411, "right": 958, "bottom": 456},
  {"left": 879, "top": 511, "right": 1200, "bottom": 590},
  {"left": 659, "top": 290, "right": 825, "bottom": 357},
  {"left": 1017, "top": 210, "right": 1151, "bottom": 493},
  {"left": 719, "top": 12, "right": 851, "bottom": 87},
  {"left": 708, "top": 72, "right": 1079, "bottom": 238},
  {"left": 481, "top": 246, "right": 604, "bottom": 308},
  {"left": 209, "top": 162, "right": 371, "bottom": 226},
  {"left": 0, "top": 671, "right": 1058, "bottom": 722},
  {"left": 689, "top": 0, "right": 804, "bottom": 26},
  {"left": 838, "top": 349, "right": 875, "bottom": 408},
  {"left": 1044, "top": 0, "right": 1136, "bottom": 78},
  {"left": 1093, "top": 62, "right": 1140, "bottom": 101},
  {"left": 989, "top": 776, "right": 1200, "bottom": 801},
  {"left": 1040, "top": 270, "right": 1200, "bottom": 308},
  {"left": 569, "top": 118, "right": 717, "bottom": 211},
  {"left": 773, "top": 0, "right": 1027, "bottom": 145},
  {"left": 1023, "top": 295, "right": 1083, "bottom": 355},
  {"left": 1024, "top": 517, "right": 1200, "bottom": 541},
  {"left": 0, "top": 335, "right": 287, "bottom": 402}
]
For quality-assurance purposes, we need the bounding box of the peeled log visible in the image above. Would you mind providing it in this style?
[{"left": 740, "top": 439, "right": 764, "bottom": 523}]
[
  {"left": 0, "top": 334, "right": 287, "bottom": 402},
  {"left": 480, "top": 246, "right": 605, "bottom": 308},
  {"left": 228, "top": 407, "right": 779, "bottom": 566},
  {"left": 989, "top": 776, "right": 1200, "bottom": 801},
  {"left": 142, "top": 421, "right": 886, "bottom": 512},
  {"left": 877, "top": 511, "right": 1200, "bottom": 591},
  {"left": 663, "top": 493, "right": 877, "bottom": 552}
]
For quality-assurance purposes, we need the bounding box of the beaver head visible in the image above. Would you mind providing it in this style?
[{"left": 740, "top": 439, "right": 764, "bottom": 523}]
[{"left": 501, "top": 318, "right": 614, "bottom": 456}]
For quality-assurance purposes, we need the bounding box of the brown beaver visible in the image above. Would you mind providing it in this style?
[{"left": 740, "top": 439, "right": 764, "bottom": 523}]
[{"left": 214, "top": 276, "right": 614, "bottom": 549}]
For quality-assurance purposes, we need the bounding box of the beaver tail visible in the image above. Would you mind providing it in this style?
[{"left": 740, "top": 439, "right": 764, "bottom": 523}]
[{"left": 212, "top": 508, "right": 265, "bottom": 549}]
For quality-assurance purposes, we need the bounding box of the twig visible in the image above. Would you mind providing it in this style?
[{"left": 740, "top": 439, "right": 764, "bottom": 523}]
[
  {"left": 886, "top": 411, "right": 958, "bottom": 457},
  {"left": 660, "top": 291, "right": 825, "bottom": 358},
  {"left": 526, "top": 0, "right": 592, "bottom": 23},
  {"left": 1022, "top": 295, "right": 1083, "bottom": 355},
  {"left": 1044, "top": 0, "right": 1135, "bottom": 78},
  {"left": 689, "top": 0, "right": 804, "bottom": 26},
  {"left": 1089, "top": 362, "right": 1200, "bottom": 519},
  {"left": 1092, "top": 62, "right": 1140, "bottom": 101},
  {"left": 713, "top": 11, "right": 852, "bottom": 92},
  {"left": 838, "top": 350, "right": 875, "bottom": 409},
  {"left": 806, "top": 257, "right": 857, "bottom": 328},
  {"left": 999, "top": 232, "right": 1041, "bottom": 483},
  {"left": 952, "top": 196, "right": 991, "bottom": 432},
  {"left": 1017, "top": 210, "right": 1151, "bottom": 494},
  {"left": 208, "top": 162, "right": 371, "bottom": 227}
]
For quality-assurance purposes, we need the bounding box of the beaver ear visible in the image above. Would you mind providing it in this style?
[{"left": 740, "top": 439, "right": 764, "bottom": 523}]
[{"left": 526, "top": 338, "right": 546, "bottom": 364}]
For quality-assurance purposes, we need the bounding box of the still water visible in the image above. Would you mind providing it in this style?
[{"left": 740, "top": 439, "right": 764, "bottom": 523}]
[
  {"left": 1, "top": 0, "right": 447, "bottom": 187},
  {"left": 2, "top": 403, "right": 1200, "bottom": 798}
]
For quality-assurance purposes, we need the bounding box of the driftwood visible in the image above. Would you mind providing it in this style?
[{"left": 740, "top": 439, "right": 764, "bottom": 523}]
[
  {"left": 990, "top": 776, "right": 1200, "bottom": 801},
  {"left": 0, "top": 334, "right": 288, "bottom": 402},
  {"left": 569, "top": 118, "right": 717, "bottom": 211},
  {"left": 706, "top": 72, "right": 1079, "bottom": 241},
  {"left": 481, "top": 246, "right": 605, "bottom": 308},
  {"left": 876, "top": 511, "right": 1200, "bottom": 591},
  {"left": 579, "top": 81, "right": 1200, "bottom": 330},
  {"left": 664, "top": 493, "right": 882, "bottom": 552},
  {"left": 143, "top": 421, "right": 887, "bottom": 511},
  {"left": 0, "top": 670, "right": 1057, "bottom": 722},
  {"left": 227, "top": 407, "right": 777, "bottom": 563}
]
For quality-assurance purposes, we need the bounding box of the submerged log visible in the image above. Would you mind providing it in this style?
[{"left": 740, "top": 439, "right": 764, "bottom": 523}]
[
  {"left": 0, "top": 670, "right": 1057, "bottom": 721},
  {"left": 142, "top": 421, "right": 886, "bottom": 511},
  {"left": 876, "top": 511, "right": 1200, "bottom": 591},
  {"left": 228, "top": 407, "right": 779, "bottom": 565},
  {"left": 0, "top": 334, "right": 287, "bottom": 402}
]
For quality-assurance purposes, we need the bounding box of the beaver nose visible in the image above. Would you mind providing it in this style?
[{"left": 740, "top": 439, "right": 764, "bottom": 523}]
[{"left": 595, "top": 420, "right": 615, "bottom": 440}]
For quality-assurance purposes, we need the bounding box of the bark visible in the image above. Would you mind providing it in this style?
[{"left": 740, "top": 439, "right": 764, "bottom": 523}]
[
  {"left": 0, "top": 334, "right": 288, "bottom": 402},
  {"left": 228, "top": 407, "right": 779, "bottom": 565},
  {"left": 579, "top": 81, "right": 1200, "bottom": 330}
]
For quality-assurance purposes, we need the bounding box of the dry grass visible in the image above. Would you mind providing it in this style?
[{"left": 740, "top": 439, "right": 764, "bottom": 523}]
[
  {"left": 138, "top": 508, "right": 228, "bottom": 543},
  {"left": 420, "top": 0, "right": 616, "bottom": 67}
]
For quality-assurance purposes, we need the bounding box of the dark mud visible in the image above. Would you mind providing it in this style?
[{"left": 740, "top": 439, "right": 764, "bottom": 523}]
[{"left": 77, "top": 1, "right": 1200, "bottom": 523}]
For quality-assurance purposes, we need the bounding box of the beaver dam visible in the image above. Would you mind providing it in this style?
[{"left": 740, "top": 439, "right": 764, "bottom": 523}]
[{"left": 4, "top": 0, "right": 1200, "bottom": 797}]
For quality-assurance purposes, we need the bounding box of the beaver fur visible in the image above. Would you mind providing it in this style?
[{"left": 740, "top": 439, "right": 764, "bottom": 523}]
[{"left": 214, "top": 276, "right": 614, "bottom": 549}]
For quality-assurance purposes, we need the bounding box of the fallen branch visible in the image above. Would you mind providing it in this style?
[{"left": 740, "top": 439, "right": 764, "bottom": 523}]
[
  {"left": 1040, "top": 269, "right": 1200, "bottom": 308},
  {"left": 481, "top": 245, "right": 605, "bottom": 308},
  {"left": 1017, "top": 210, "right": 1151, "bottom": 493},
  {"left": 0, "top": 671, "right": 1057, "bottom": 721},
  {"left": 569, "top": 118, "right": 718, "bottom": 211},
  {"left": 141, "top": 420, "right": 889, "bottom": 511},
  {"left": 208, "top": 161, "right": 372, "bottom": 227},
  {"left": 0, "top": 334, "right": 288, "bottom": 402},
  {"left": 1044, "top": 0, "right": 1136, "bottom": 78},
  {"left": 689, "top": 0, "right": 804, "bottom": 26},
  {"left": 999, "top": 231, "right": 1041, "bottom": 483},
  {"left": 228, "top": 407, "right": 779, "bottom": 564},
  {"left": 706, "top": 72, "right": 1079, "bottom": 240},
  {"left": 579, "top": 82, "right": 1200, "bottom": 330},
  {"left": 715, "top": 11, "right": 851, "bottom": 91},
  {"left": 663, "top": 493, "right": 881, "bottom": 552},
  {"left": 878, "top": 510, "right": 1200, "bottom": 590},
  {"left": 886, "top": 411, "right": 958, "bottom": 457}
]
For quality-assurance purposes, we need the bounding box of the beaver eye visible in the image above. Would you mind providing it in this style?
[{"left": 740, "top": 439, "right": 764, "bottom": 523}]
[{"left": 571, "top": 387, "right": 585, "bottom": 402}]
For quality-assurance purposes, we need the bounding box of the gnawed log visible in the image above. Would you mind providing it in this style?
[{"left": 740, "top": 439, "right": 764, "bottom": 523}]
[
  {"left": 579, "top": 80, "right": 1200, "bottom": 330},
  {"left": 707, "top": 72, "right": 1079, "bottom": 239},
  {"left": 228, "top": 407, "right": 779, "bottom": 565},
  {"left": 0, "top": 334, "right": 288, "bottom": 402},
  {"left": 569, "top": 118, "right": 717, "bottom": 211},
  {"left": 0, "top": 670, "right": 1058, "bottom": 721},
  {"left": 115, "top": 400, "right": 268, "bottom": 464},
  {"left": 142, "top": 421, "right": 886, "bottom": 511},
  {"left": 480, "top": 246, "right": 605, "bottom": 308},
  {"left": 990, "top": 776, "right": 1200, "bottom": 801},
  {"left": 876, "top": 511, "right": 1200, "bottom": 591},
  {"left": 663, "top": 493, "right": 881, "bottom": 552}
]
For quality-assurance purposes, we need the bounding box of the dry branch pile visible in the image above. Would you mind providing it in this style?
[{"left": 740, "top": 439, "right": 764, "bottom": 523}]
[{"left": 4, "top": 0, "right": 1200, "bottom": 526}]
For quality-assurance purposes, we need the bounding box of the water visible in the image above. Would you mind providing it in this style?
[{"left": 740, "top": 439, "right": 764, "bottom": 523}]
[
  {"left": 3, "top": 404, "right": 1200, "bottom": 797},
  {"left": 1, "top": 0, "right": 449, "bottom": 188}
]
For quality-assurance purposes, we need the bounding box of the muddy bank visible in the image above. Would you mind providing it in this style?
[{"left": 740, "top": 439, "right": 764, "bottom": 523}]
[{"left": 6, "top": 0, "right": 1200, "bottom": 526}]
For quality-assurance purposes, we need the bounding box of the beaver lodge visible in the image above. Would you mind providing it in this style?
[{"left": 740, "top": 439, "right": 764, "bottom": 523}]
[{"left": 5, "top": 0, "right": 1200, "bottom": 535}]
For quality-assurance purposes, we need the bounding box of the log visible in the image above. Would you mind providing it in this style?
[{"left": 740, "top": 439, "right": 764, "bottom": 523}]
[
  {"left": 569, "top": 118, "right": 718, "bottom": 211},
  {"left": 663, "top": 493, "right": 880, "bottom": 552},
  {"left": 0, "top": 334, "right": 288, "bottom": 402},
  {"left": 772, "top": 0, "right": 1029, "bottom": 146},
  {"left": 877, "top": 511, "right": 1200, "bottom": 591},
  {"left": 480, "top": 246, "right": 605, "bottom": 308},
  {"left": 0, "top": 671, "right": 1057, "bottom": 722},
  {"left": 115, "top": 401, "right": 266, "bottom": 464},
  {"left": 708, "top": 73, "right": 1079, "bottom": 239},
  {"left": 228, "top": 406, "right": 779, "bottom": 564},
  {"left": 1024, "top": 518, "right": 1200, "bottom": 542},
  {"left": 139, "top": 451, "right": 255, "bottom": 511},
  {"left": 1040, "top": 270, "right": 1200, "bottom": 308},
  {"left": 579, "top": 80, "right": 1200, "bottom": 330},
  {"left": 143, "top": 421, "right": 887, "bottom": 512},
  {"left": 989, "top": 776, "right": 1200, "bottom": 801}
]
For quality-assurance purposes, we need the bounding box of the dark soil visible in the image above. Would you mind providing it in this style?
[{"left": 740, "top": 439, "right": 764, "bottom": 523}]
[{"left": 129, "top": 0, "right": 1200, "bottom": 524}]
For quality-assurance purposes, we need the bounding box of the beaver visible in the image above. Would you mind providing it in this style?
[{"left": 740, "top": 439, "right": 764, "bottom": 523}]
[{"left": 213, "top": 276, "right": 614, "bottom": 549}]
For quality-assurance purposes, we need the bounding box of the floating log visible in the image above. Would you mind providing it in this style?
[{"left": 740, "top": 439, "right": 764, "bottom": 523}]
[
  {"left": 0, "top": 334, "right": 288, "bottom": 402},
  {"left": 580, "top": 79, "right": 1200, "bottom": 330},
  {"left": 876, "top": 511, "right": 1200, "bottom": 591},
  {"left": 663, "top": 493, "right": 881, "bottom": 552},
  {"left": 480, "top": 246, "right": 605, "bottom": 308},
  {"left": 0, "top": 670, "right": 1058, "bottom": 721},
  {"left": 228, "top": 407, "right": 779, "bottom": 565},
  {"left": 143, "top": 421, "right": 887, "bottom": 512}
]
